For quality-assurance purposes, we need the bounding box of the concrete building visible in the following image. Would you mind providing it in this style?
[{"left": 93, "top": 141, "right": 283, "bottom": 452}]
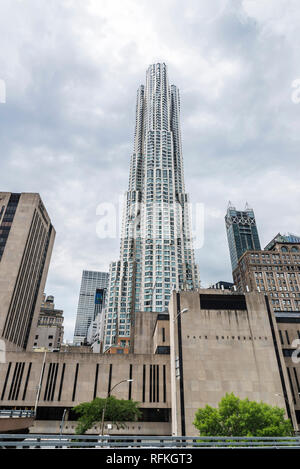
[
  {"left": 73, "top": 271, "right": 109, "bottom": 346},
  {"left": 232, "top": 232, "right": 300, "bottom": 423},
  {"left": 225, "top": 202, "right": 261, "bottom": 271},
  {"left": 0, "top": 192, "right": 55, "bottom": 352},
  {"left": 169, "top": 290, "right": 298, "bottom": 435},
  {"left": 0, "top": 289, "right": 298, "bottom": 436},
  {"left": 32, "top": 294, "right": 64, "bottom": 351},
  {"left": 103, "top": 63, "right": 199, "bottom": 352}
]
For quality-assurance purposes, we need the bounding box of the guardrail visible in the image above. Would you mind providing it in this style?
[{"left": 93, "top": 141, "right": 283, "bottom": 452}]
[
  {"left": 1, "top": 435, "right": 300, "bottom": 448},
  {"left": 0, "top": 410, "right": 35, "bottom": 418}
]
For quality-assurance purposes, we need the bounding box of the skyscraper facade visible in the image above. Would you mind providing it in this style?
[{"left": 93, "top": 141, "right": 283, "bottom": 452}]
[
  {"left": 103, "top": 63, "right": 199, "bottom": 350},
  {"left": 73, "top": 270, "right": 109, "bottom": 345},
  {"left": 232, "top": 233, "right": 300, "bottom": 418},
  {"left": 233, "top": 233, "right": 300, "bottom": 311},
  {"left": 0, "top": 192, "right": 55, "bottom": 351},
  {"left": 225, "top": 203, "right": 261, "bottom": 271}
]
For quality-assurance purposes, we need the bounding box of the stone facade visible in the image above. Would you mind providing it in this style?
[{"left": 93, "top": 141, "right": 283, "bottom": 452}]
[{"left": 32, "top": 294, "right": 64, "bottom": 351}]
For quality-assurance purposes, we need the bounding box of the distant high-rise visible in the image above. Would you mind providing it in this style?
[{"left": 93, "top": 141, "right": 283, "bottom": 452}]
[
  {"left": 33, "top": 294, "right": 64, "bottom": 351},
  {"left": 73, "top": 270, "right": 109, "bottom": 345},
  {"left": 0, "top": 192, "right": 55, "bottom": 351},
  {"left": 103, "top": 63, "right": 199, "bottom": 351},
  {"left": 233, "top": 232, "right": 300, "bottom": 417},
  {"left": 225, "top": 203, "right": 261, "bottom": 271},
  {"left": 233, "top": 232, "right": 300, "bottom": 311}
]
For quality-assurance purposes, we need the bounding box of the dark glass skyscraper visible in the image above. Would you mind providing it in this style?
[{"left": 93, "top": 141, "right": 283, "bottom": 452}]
[
  {"left": 73, "top": 270, "right": 109, "bottom": 345},
  {"left": 225, "top": 203, "right": 261, "bottom": 271}
]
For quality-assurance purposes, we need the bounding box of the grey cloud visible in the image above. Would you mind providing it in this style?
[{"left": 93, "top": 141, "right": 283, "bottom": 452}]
[{"left": 0, "top": 0, "right": 299, "bottom": 339}]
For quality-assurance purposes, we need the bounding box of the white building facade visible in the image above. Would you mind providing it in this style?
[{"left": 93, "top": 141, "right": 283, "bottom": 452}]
[{"left": 103, "top": 63, "right": 199, "bottom": 350}]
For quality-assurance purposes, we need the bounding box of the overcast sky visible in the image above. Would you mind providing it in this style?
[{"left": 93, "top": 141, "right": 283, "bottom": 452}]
[{"left": 1, "top": 0, "right": 300, "bottom": 340}]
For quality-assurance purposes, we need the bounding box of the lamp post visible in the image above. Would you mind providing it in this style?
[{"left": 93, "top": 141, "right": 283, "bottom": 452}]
[
  {"left": 173, "top": 304, "right": 189, "bottom": 437},
  {"left": 34, "top": 351, "right": 47, "bottom": 417},
  {"left": 100, "top": 379, "right": 133, "bottom": 436},
  {"left": 60, "top": 408, "right": 67, "bottom": 436},
  {"left": 173, "top": 308, "right": 188, "bottom": 322}
]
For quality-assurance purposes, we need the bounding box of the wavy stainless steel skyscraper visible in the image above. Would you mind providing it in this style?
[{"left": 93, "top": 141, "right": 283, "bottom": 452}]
[{"left": 103, "top": 63, "right": 199, "bottom": 351}]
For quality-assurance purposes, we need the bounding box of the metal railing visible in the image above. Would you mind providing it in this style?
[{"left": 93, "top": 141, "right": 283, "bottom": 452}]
[
  {"left": 0, "top": 435, "right": 300, "bottom": 448},
  {"left": 0, "top": 410, "right": 35, "bottom": 419}
]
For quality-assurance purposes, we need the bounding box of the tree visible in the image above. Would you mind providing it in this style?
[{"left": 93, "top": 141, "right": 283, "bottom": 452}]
[
  {"left": 193, "top": 393, "right": 293, "bottom": 437},
  {"left": 73, "top": 396, "right": 142, "bottom": 434}
]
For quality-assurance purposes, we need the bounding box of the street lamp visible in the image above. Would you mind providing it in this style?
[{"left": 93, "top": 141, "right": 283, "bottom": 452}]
[
  {"left": 60, "top": 408, "right": 68, "bottom": 436},
  {"left": 173, "top": 308, "right": 188, "bottom": 322},
  {"left": 100, "top": 379, "right": 133, "bottom": 436},
  {"left": 34, "top": 351, "right": 47, "bottom": 417}
]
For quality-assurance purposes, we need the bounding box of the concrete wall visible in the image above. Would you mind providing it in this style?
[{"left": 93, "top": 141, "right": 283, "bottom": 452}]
[
  {"left": 169, "top": 290, "right": 297, "bottom": 436},
  {"left": 33, "top": 325, "right": 61, "bottom": 351},
  {"left": 134, "top": 312, "right": 157, "bottom": 354},
  {"left": 153, "top": 318, "right": 170, "bottom": 354},
  {"left": 0, "top": 417, "right": 34, "bottom": 433},
  {"left": 31, "top": 420, "right": 171, "bottom": 436},
  {"left": 0, "top": 351, "right": 171, "bottom": 409}
]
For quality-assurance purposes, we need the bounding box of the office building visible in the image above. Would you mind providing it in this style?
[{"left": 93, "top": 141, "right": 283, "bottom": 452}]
[
  {"left": 73, "top": 270, "right": 109, "bottom": 345},
  {"left": 0, "top": 192, "right": 55, "bottom": 351},
  {"left": 32, "top": 294, "right": 64, "bottom": 351},
  {"left": 225, "top": 202, "right": 261, "bottom": 271},
  {"left": 233, "top": 232, "right": 300, "bottom": 421},
  {"left": 103, "top": 63, "right": 199, "bottom": 351},
  {"left": 233, "top": 233, "right": 300, "bottom": 311}
]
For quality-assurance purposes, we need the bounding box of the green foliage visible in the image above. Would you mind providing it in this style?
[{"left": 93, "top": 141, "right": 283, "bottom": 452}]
[
  {"left": 73, "top": 396, "right": 142, "bottom": 434},
  {"left": 193, "top": 393, "right": 293, "bottom": 437}
]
